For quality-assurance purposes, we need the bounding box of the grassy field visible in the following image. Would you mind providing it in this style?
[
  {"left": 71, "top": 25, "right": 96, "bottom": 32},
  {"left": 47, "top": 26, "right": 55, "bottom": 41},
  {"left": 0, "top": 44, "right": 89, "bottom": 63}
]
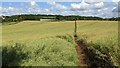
[
  {"left": 2, "top": 20, "right": 118, "bottom": 43},
  {"left": 2, "top": 20, "right": 119, "bottom": 66}
]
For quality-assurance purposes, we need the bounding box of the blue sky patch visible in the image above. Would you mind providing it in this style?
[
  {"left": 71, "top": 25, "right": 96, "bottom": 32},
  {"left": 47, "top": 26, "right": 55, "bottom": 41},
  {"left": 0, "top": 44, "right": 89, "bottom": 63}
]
[{"left": 0, "top": 0, "right": 119, "bottom": 18}]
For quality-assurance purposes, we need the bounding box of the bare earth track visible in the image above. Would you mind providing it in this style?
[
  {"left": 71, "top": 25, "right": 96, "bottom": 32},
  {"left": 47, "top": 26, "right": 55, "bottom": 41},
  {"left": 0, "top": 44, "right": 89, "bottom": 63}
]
[
  {"left": 74, "top": 36, "right": 90, "bottom": 67},
  {"left": 74, "top": 36, "right": 114, "bottom": 68}
]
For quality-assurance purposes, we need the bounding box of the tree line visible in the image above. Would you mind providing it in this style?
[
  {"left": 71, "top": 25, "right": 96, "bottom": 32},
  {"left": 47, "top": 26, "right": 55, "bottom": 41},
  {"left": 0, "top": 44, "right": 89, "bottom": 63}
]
[{"left": 1, "top": 14, "right": 120, "bottom": 23}]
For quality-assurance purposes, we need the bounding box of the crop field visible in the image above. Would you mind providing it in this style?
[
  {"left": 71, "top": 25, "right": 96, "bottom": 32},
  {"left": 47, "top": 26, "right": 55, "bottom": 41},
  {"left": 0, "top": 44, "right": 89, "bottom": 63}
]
[{"left": 2, "top": 20, "right": 119, "bottom": 66}]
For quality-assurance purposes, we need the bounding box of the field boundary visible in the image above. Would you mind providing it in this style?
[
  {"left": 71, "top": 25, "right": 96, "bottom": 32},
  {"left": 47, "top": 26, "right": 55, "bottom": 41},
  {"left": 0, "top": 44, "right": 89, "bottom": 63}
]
[{"left": 74, "top": 36, "right": 115, "bottom": 67}]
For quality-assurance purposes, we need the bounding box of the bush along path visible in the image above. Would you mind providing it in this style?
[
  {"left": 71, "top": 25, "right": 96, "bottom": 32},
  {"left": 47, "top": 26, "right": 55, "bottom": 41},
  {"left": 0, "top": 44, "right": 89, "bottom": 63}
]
[{"left": 74, "top": 35, "right": 115, "bottom": 67}]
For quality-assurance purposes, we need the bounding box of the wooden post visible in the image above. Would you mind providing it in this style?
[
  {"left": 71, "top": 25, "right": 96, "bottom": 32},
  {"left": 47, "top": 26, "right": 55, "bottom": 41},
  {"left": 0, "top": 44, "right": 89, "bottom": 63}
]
[{"left": 74, "top": 18, "right": 77, "bottom": 37}]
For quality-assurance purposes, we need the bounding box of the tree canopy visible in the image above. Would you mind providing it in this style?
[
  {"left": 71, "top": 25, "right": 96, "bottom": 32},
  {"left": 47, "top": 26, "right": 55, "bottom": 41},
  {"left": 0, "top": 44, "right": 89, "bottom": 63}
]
[{"left": 1, "top": 14, "right": 120, "bottom": 23}]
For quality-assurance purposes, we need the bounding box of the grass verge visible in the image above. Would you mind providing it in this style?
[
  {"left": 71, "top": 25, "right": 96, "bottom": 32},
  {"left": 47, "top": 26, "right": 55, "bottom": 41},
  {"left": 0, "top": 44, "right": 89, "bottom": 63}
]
[{"left": 2, "top": 36, "right": 79, "bottom": 66}]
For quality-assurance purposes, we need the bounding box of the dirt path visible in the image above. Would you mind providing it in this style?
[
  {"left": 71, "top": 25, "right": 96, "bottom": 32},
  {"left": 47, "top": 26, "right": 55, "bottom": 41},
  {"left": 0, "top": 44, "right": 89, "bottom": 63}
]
[
  {"left": 74, "top": 36, "right": 114, "bottom": 67},
  {"left": 74, "top": 36, "right": 90, "bottom": 66}
]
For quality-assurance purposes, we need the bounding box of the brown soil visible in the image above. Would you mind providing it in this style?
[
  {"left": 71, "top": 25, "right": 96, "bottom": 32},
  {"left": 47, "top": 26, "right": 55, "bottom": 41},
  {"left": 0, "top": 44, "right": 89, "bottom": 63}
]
[
  {"left": 74, "top": 36, "right": 114, "bottom": 68},
  {"left": 74, "top": 37, "right": 90, "bottom": 67}
]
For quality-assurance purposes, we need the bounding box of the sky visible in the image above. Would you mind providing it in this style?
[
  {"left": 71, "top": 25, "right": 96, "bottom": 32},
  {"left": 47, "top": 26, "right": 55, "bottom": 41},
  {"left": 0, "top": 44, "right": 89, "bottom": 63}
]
[{"left": 0, "top": 0, "right": 120, "bottom": 18}]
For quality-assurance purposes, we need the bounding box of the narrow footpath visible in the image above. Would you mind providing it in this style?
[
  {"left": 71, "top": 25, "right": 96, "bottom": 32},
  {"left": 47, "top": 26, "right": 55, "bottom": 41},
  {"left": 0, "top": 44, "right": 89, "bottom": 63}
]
[{"left": 74, "top": 36, "right": 90, "bottom": 66}]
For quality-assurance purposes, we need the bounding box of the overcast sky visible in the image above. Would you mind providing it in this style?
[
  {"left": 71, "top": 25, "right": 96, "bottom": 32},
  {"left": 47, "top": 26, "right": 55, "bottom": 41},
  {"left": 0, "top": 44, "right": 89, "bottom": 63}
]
[{"left": 0, "top": 0, "right": 120, "bottom": 18}]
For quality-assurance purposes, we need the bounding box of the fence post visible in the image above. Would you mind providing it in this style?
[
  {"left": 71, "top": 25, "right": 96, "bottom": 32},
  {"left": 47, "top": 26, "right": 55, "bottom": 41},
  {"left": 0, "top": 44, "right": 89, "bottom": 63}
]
[{"left": 74, "top": 18, "right": 77, "bottom": 37}]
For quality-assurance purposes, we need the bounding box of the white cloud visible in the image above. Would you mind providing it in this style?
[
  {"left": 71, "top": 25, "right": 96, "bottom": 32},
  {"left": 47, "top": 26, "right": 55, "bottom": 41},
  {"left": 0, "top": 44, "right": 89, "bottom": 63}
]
[
  {"left": 29, "top": 0, "right": 39, "bottom": 8},
  {"left": 45, "top": 9, "right": 50, "bottom": 12},
  {"left": 112, "top": 4, "right": 119, "bottom": 17},
  {"left": 70, "top": 1, "right": 104, "bottom": 11},
  {"left": 20, "top": 1, "right": 52, "bottom": 14},
  {"left": 0, "top": 7, "right": 2, "bottom": 16},
  {"left": 26, "top": 0, "right": 41, "bottom": 14},
  {"left": 1, "top": 1, "right": 118, "bottom": 18},
  {"left": 30, "top": 1, "right": 36, "bottom": 6},
  {"left": 8, "top": 7, "right": 14, "bottom": 10},
  {"left": 2, "top": 7, "right": 21, "bottom": 15},
  {"left": 94, "top": 2, "right": 104, "bottom": 9},
  {"left": 63, "top": 7, "right": 115, "bottom": 18},
  {"left": 47, "top": 2, "right": 67, "bottom": 11},
  {"left": 112, "top": 0, "right": 120, "bottom": 5},
  {"left": 48, "top": 1, "right": 56, "bottom": 5},
  {"left": 112, "top": 2, "right": 120, "bottom": 12},
  {"left": 29, "top": 0, "right": 37, "bottom": 6},
  {"left": 71, "top": 0, "right": 104, "bottom": 11},
  {"left": 71, "top": 3, "right": 81, "bottom": 10},
  {"left": 28, "top": 8, "right": 51, "bottom": 14},
  {"left": 96, "top": 8, "right": 115, "bottom": 18},
  {"left": 0, "top": 7, "right": 2, "bottom": 11},
  {"left": 60, "top": 11, "right": 76, "bottom": 15},
  {"left": 60, "top": 9, "right": 97, "bottom": 16},
  {"left": 112, "top": 7, "right": 117, "bottom": 12},
  {"left": 56, "top": 4, "right": 67, "bottom": 10},
  {"left": 71, "top": 0, "right": 90, "bottom": 11},
  {"left": 112, "top": 0, "right": 120, "bottom": 2},
  {"left": 28, "top": 8, "right": 39, "bottom": 13},
  {"left": 85, "top": 0, "right": 102, "bottom": 4}
]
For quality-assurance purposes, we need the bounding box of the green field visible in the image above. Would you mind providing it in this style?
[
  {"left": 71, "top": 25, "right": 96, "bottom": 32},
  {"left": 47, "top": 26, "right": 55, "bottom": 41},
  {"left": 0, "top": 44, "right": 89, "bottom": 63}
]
[
  {"left": 2, "top": 20, "right": 118, "bottom": 43},
  {"left": 2, "top": 20, "right": 119, "bottom": 66}
]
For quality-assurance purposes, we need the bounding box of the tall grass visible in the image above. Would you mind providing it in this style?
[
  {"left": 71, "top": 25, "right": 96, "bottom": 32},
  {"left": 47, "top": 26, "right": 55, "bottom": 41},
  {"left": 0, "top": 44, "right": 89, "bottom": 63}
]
[
  {"left": 81, "top": 35, "right": 120, "bottom": 66},
  {"left": 2, "top": 37, "right": 79, "bottom": 66},
  {"left": 91, "top": 35, "right": 119, "bottom": 66},
  {"left": 2, "top": 20, "right": 118, "bottom": 66}
]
